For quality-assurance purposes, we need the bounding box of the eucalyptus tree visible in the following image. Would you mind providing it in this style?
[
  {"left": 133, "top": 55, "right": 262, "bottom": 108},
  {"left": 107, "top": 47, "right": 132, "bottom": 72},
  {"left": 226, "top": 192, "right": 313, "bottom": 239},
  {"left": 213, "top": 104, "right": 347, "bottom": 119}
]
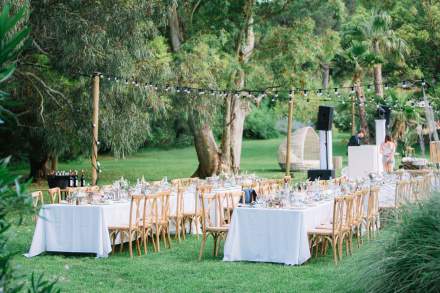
[
  {"left": 346, "top": 10, "right": 408, "bottom": 97},
  {"left": 9, "top": 0, "right": 175, "bottom": 179}
]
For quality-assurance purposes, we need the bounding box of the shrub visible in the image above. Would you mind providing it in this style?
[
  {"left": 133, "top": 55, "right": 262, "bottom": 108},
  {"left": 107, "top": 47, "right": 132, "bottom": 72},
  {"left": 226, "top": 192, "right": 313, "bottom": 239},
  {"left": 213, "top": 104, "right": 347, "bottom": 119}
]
[
  {"left": 341, "top": 193, "right": 440, "bottom": 293},
  {"left": 244, "top": 105, "right": 280, "bottom": 139}
]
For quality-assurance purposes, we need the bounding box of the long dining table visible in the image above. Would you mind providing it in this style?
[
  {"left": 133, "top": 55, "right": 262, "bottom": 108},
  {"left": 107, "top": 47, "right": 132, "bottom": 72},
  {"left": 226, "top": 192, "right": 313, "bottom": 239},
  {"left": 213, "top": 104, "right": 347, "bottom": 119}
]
[
  {"left": 223, "top": 183, "right": 397, "bottom": 265},
  {"left": 223, "top": 200, "right": 333, "bottom": 265},
  {"left": 26, "top": 185, "right": 242, "bottom": 258}
]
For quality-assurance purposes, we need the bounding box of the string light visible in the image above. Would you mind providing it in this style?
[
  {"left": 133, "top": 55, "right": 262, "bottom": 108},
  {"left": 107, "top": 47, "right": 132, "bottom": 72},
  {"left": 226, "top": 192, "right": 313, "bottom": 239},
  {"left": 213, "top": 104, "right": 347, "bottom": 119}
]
[{"left": 81, "top": 70, "right": 434, "bottom": 104}]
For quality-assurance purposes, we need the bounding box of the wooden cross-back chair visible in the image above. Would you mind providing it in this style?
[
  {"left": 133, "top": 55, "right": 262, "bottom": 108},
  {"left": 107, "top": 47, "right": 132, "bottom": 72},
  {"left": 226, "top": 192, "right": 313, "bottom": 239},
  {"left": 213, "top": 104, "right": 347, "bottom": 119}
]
[
  {"left": 171, "top": 177, "right": 199, "bottom": 188},
  {"left": 395, "top": 180, "right": 412, "bottom": 208},
  {"left": 108, "top": 195, "right": 144, "bottom": 257},
  {"left": 147, "top": 190, "right": 171, "bottom": 252},
  {"left": 31, "top": 191, "right": 44, "bottom": 208},
  {"left": 410, "top": 178, "right": 425, "bottom": 202},
  {"left": 352, "top": 189, "right": 368, "bottom": 248},
  {"left": 308, "top": 195, "right": 353, "bottom": 264},
  {"left": 31, "top": 191, "right": 44, "bottom": 221},
  {"left": 169, "top": 187, "right": 186, "bottom": 242},
  {"left": 183, "top": 185, "right": 212, "bottom": 238},
  {"left": 365, "top": 186, "right": 380, "bottom": 239},
  {"left": 222, "top": 191, "right": 245, "bottom": 224},
  {"left": 48, "top": 187, "right": 61, "bottom": 204},
  {"left": 198, "top": 192, "right": 228, "bottom": 260}
]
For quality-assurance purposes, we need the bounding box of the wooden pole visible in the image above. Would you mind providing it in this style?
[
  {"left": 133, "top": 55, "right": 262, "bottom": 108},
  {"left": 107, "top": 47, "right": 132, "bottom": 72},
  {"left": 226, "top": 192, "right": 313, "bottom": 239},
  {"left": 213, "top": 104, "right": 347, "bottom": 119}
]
[
  {"left": 285, "top": 93, "right": 294, "bottom": 176},
  {"left": 351, "top": 95, "right": 356, "bottom": 135},
  {"left": 91, "top": 73, "right": 100, "bottom": 186}
]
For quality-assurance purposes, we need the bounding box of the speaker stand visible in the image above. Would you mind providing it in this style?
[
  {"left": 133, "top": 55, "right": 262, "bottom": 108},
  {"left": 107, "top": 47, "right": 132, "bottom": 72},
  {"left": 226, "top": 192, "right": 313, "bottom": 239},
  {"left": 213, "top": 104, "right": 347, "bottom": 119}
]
[{"left": 319, "top": 130, "right": 333, "bottom": 170}]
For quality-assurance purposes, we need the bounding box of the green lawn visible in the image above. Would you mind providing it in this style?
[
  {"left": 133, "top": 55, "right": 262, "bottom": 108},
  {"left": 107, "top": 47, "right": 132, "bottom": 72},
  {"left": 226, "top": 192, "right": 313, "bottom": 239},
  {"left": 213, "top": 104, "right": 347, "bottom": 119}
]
[
  {"left": 12, "top": 131, "right": 351, "bottom": 190},
  {"left": 10, "top": 133, "right": 362, "bottom": 292}
]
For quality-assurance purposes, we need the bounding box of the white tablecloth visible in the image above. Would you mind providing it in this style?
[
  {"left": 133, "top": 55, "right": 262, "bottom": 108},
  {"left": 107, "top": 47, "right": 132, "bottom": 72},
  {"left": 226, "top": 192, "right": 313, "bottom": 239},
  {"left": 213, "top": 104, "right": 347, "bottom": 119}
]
[
  {"left": 25, "top": 202, "right": 131, "bottom": 258},
  {"left": 26, "top": 185, "right": 242, "bottom": 258},
  {"left": 223, "top": 200, "right": 333, "bottom": 265},
  {"left": 379, "top": 182, "right": 396, "bottom": 207}
]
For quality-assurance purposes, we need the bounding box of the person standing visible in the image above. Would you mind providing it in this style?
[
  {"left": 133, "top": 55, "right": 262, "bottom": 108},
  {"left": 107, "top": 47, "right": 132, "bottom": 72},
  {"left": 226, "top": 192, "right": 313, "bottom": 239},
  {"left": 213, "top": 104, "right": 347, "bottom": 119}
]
[
  {"left": 347, "top": 129, "right": 366, "bottom": 147},
  {"left": 380, "top": 135, "right": 396, "bottom": 173}
]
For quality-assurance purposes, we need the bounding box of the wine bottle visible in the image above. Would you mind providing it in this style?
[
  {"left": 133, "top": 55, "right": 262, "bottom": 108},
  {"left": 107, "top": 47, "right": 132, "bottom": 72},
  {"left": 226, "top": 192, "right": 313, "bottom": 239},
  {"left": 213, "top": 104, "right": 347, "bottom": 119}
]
[
  {"left": 80, "top": 170, "right": 85, "bottom": 187},
  {"left": 69, "top": 170, "right": 74, "bottom": 187}
]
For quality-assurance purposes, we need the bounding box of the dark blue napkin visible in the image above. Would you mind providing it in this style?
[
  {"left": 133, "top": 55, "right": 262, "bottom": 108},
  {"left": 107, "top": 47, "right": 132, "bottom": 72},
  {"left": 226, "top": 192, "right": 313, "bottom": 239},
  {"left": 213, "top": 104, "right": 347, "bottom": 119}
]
[{"left": 241, "top": 188, "right": 258, "bottom": 204}]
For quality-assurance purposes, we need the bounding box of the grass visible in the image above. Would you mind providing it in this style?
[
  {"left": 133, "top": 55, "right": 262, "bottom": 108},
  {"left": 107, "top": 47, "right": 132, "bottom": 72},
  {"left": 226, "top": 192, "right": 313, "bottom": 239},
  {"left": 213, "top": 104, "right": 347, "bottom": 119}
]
[
  {"left": 11, "top": 131, "right": 351, "bottom": 190},
  {"left": 10, "top": 132, "right": 360, "bottom": 292}
]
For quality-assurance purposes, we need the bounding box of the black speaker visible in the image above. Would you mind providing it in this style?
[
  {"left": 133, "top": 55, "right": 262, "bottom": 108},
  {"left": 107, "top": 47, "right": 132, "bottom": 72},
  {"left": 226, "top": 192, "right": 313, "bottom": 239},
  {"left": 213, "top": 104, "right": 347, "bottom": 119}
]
[
  {"left": 307, "top": 169, "right": 335, "bottom": 181},
  {"left": 377, "top": 105, "right": 391, "bottom": 128},
  {"left": 316, "top": 106, "right": 334, "bottom": 131}
]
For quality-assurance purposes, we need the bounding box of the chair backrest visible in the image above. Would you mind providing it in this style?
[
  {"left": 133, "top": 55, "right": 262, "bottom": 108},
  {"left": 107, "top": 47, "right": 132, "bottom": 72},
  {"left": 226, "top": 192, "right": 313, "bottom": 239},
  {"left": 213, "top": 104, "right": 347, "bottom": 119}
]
[
  {"left": 86, "top": 186, "right": 100, "bottom": 193},
  {"left": 171, "top": 188, "right": 185, "bottom": 219},
  {"left": 31, "top": 191, "right": 44, "bottom": 207},
  {"left": 156, "top": 190, "right": 171, "bottom": 223},
  {"left": 195, "top": 185, "right": 213, "bottom": 215},
  {"left": 199, "top": 192, "right": 226, "bottom": 232},
  {"left": 223, "top": 191, "right": 245, "bottom": 223},
  {"left": 241, "top": 182, "right": 257, "bottom": 190},
  {"left": 332, "top": 196, "right": 346, "bottom": 233},
  {"left": 395, "top": 180, "right": 411, "bottom": 207},
  {"left": 344, "top": 194, "right": 355, "bottom": 228},
  {"left": 48, "top": 187, "right": 61, "bottom": 204},
  {"left": 367, "top": 187, "right": 380, "bottom": 218},
  {"left": 353, "top": 190, "right": 365, "bottom": 222},
  {"left": 128, "top": 195, "right": 144, "bottom": 230},
  {"left": 171, "top": 177, "right": 199, "bottom": 188},
  {"left": 410, "top": 178, "right": 424, "bottom": 201}
]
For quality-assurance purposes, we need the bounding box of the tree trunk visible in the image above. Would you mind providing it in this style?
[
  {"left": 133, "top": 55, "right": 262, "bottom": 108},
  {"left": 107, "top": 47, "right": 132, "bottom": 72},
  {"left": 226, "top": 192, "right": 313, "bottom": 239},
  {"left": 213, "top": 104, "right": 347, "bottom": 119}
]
[
  {"left": 373, "top": 41, "right": 383, "bottom": 97},
  {"left": 189, "top": 111, "right": 220, "bottom": 178},
  {"left": 354, "top": 76, "right": 370, "bottom": 143},
  {"left": 29, "top": 156, "right": 49, "bottom": 182},
  {"left": 373, "top": 64, "right": 383, "bottom": 97},
  {"left": 169, "top": 2, "right": 182, "bottom": 52},
  {"left": 219, "top": 95, "right": 232, "bottom": 173},
  {"left": 321, "top": 63, "right": 330, "bottom": 89},
  {"left": 227, "top": 1, "right": 255, "bottom": 174},
  {"left": 230, "top": 92, "right": 248, "bottom": 173}
]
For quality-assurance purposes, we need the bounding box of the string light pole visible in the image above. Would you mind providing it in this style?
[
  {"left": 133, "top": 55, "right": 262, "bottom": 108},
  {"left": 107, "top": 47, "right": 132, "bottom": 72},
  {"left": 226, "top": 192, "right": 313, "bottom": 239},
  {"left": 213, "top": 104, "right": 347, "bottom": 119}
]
[
  {"left": 91, "top": 73, "right": 100, "bottom": 186},
  {"left": 351, "top": 95, "right": 356, "bottom": 135},
  {"left": 285, "top": 91, "right": 294, "bottom": 176}
]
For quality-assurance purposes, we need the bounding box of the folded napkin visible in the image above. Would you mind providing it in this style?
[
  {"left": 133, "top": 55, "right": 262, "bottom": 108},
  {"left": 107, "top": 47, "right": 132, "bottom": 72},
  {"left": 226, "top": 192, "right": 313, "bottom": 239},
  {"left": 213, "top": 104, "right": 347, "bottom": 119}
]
[{"left": 241, "top": 188, "right": 258, "bottom": 204}]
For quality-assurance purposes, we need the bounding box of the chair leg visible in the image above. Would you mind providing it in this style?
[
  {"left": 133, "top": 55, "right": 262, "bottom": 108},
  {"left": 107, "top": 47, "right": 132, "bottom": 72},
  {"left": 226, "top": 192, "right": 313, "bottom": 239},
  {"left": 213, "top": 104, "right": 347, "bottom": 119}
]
[
  {"left": 338, "top": 236, "right": 343, "bottom": 262},
  {"left": 213, "top": 234, "right": 218, "bottom": 257},
  {"left": 215, "top": 235, "right": 222, "bottom": 257},
  {"left": 129, "top": 231, "right": 133, "bottom": 258},
  {"left": 331, "top": 238, "right": 338, "bottom": 264},
  {"left": 198, "top": 234, "right": 207, "bottom": 261},
  {"left": 143, "top": 229, "right": 148, "bottom": 255},
  {"left": 167, "top": 227, "right": 172, "bottom": 248},
  {"left": 156, "top": 225, "right": 161, "bottom": 252},
  {"left": 120, "top": 231, "right": 124, "bottom": 252},
  {"left": 135, "top": 231, "right": 141, "bottom": 256},
  {"left": 151, "top": 233, "right": 157, "bottom": 252},
  {"left": 161, "top": 228, "right": 167, "bottom": 248},
  {"left": 175, "top": 220, "right": 181, "bottom": 242},
  {"left": 111, "top": 232, "right": 116, "bottom": 255},
  {"left": 321, "top": 238, "right": 327, "bottom": 256},
  {"left": 195, "top": 216, "right": 200, "bottom": 240},
  {"left": 182, "top": 220, "right": 186, "bottom": 240}
]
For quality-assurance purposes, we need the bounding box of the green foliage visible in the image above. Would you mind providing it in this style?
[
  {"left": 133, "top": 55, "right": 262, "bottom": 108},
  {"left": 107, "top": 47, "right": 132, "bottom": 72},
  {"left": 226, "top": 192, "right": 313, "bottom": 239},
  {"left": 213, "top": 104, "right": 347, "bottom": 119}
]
[
  {"left": 0, "top": 2, "right": 29, "bottom": 122},
  {"left": 244, "top": 103, "right": 279, "bottom": 139},
  {"left": 342, "top": 193, "right": 440, "bottom": 293}
]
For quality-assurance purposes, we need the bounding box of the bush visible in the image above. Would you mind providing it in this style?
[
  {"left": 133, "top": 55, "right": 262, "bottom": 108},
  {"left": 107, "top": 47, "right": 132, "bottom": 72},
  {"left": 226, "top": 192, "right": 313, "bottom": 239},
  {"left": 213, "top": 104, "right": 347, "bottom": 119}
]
[
  {"left": 341, "top": 193, "right": 440, "bottom": 293},
  {"left": 244, "top": 105, "right": 280, "bottom": 139}
]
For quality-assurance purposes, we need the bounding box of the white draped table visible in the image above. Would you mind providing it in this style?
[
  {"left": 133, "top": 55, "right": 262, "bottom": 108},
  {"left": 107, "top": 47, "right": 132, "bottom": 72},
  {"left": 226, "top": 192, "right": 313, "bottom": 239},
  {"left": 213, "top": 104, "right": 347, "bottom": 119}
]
[
  {"left": 26, "top": 185, "right": 242, "bottom": 258},
  {"left": 223, "top": 200, "right": 333, "bottom": 265},
  {"left": 25, "top": 202, "right": 131, "bottom": 258}
]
